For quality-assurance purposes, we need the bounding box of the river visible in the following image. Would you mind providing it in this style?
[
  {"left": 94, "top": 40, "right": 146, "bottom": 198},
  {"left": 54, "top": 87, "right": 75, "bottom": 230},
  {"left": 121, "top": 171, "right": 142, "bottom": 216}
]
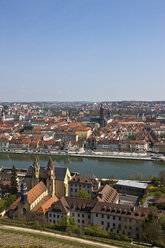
[{"left": 0, "top": 153, "right": 165, "bottom": 179}]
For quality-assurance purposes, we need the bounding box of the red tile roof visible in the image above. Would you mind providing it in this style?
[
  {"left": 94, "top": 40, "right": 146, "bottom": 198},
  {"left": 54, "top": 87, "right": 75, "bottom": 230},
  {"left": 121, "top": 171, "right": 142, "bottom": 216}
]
[
  {"left": 27, "top": 181, "right": 47, "bottom": 204},
  {"left": 31, "top": 195, "right": 58, "bottom": 214}
]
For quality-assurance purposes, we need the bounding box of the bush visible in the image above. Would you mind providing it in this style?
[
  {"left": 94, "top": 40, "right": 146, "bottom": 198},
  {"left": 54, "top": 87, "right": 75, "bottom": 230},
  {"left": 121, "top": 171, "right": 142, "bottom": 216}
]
[
  {"left": 151, "top": 177, "right": 159, "bottom": 186},
  {"left": 55, "top": 216, "right": 77, "bottom": 232},
  {"left": 84, "top": 224, "right": 108, "bottom": 238},
  {"left": 152, "top": 240, "right": 165, "bottom": 248}
]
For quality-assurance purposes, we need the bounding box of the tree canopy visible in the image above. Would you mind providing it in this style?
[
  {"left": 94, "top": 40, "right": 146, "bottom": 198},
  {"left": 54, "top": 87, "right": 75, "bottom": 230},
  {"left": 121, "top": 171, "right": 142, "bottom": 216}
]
[{"left": 77, "top": 189, "right": 91, "bottom": 199}]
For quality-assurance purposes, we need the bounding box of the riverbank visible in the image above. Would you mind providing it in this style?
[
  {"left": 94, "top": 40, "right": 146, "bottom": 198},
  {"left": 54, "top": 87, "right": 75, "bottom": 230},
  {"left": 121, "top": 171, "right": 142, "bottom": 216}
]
[
  {"left": 0, "top": 149, "right": 164, "bottom": 161},
  {"left": 0, "top": 152, "right": 164, "bottom": 179}
]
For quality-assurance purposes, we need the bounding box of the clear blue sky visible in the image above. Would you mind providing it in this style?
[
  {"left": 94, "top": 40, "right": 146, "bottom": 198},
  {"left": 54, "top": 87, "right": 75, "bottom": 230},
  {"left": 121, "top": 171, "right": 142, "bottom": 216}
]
[{"left": 0, "top": 0, "right": 165, "bottom": 102}]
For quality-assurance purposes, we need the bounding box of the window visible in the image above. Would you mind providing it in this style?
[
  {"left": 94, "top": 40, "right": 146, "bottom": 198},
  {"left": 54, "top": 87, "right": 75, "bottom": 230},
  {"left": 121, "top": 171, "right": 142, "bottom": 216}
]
[
  {"left": 82, "top": 220, "right": 84, "bottom": 224},
  {"left": 101, "top": 221, "right": 104, "bottom": 225},
  {"left": 113, "top": 216, "right": 115, "bottom": 220},
  {"left": 49, "top": 213, "right": 52, "bottom": 217},
  {"left": 78, "top": 213, "right": 80, "bottom": 217},
  {"left": 75, "top": 189, "right": 77, "bottom": 192},
  {"left": 119, "top": 217, "right": 121, "bottom": 221},
  {"left": 82, "top": 214, "right": 84, "bottom": 218},
  {"left": 88, "top": 215, "right": 90, "bottom": 219},
  {"left": 102, "top": 214, "right": 104, "bottom": 218},
  {"left": 107, "top": 215, "right": 110, "bottom": 219},
  {"left": 22, "top": 208, "right": 26, "bottom": 215},
  {"left": 72, "top": 213, "right": 75, "bottom": 217},
  {"left": 57, "top": 215, "right": 59, "bottom": 218},
  {"left": 78, "top": 219, "right": 80, "bottom": 223}
]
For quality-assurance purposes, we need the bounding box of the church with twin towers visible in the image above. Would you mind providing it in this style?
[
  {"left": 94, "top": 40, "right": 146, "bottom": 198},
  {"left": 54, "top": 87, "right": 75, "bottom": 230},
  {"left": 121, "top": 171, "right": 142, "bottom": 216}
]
[{"left": 24, "top": 157, "right": 71, "bottom": 199}]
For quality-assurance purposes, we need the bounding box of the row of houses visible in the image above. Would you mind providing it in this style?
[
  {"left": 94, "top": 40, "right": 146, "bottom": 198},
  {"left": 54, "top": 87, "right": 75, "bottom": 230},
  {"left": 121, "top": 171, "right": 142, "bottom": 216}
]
[{"left": 88, "top": 139, "right": 149, "bottom": 152}]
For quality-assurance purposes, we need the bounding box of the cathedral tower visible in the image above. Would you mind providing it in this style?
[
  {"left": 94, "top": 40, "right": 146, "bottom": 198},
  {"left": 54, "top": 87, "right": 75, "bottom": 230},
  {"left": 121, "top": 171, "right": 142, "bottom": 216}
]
[
  {"left": 46, "top": 158, "right": 55, "bottom": 196},
  {"left": 99, "top": 104, "right": 105, "bottom": 127},
  {"left": 31, "top": 157, "right": 40, "bottom": 188}
]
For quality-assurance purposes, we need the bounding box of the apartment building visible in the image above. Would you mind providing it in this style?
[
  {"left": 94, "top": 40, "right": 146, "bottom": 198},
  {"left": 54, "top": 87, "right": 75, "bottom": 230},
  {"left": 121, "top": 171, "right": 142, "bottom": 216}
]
[
  {"left": 47, "top": 196, "right": 164, "bottom": 239},
  {"left": 68, "top": 175, "right": 100, "bottom": 197}
]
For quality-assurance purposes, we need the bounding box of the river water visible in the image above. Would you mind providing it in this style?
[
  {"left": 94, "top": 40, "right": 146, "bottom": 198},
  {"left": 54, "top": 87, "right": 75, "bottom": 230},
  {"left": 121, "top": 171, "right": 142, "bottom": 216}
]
[{"left": 0, "top": 153, "right": 165, "bottom": 179}]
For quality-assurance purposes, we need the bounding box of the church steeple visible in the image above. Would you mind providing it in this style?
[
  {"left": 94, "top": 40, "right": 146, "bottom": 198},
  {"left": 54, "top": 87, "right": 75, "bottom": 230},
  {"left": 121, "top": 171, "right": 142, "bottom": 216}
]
[
  {"left": 46, "top": 157, "right": 55, "bottom": 196},
  {"left": 31, "top": 157, "right": 40, "bottom": 188},
  {"left": 47, "top": 158, "right": 54, "bottom": 170},
  {"left": 99, "top": 104, "right": 105, "bottom": 127}
]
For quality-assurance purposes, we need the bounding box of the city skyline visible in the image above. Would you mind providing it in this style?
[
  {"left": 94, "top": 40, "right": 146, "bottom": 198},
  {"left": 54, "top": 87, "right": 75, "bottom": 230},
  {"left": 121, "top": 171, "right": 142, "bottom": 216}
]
[{"left": 0, "top": 0, "right": 165, "bottom": 102}]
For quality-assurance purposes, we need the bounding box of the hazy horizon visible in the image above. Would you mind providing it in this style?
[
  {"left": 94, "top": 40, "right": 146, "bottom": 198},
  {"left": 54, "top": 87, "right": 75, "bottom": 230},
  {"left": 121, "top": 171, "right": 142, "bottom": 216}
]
[{"left": 0, "top": 0, "right": 165, "bottom": 102}]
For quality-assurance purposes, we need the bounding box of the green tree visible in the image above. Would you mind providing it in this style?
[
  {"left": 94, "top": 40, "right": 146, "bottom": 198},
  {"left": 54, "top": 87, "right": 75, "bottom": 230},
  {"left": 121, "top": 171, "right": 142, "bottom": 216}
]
[
  {"left": 56, "top": 216, "right": 77, "bottom": 231},
  {"left": 10, "top": 165, "right": 18, "bottom": 195},
  {"left": 159, "top": 171, "right": 165, "bottom": 186},
  {"left": 142, "top": 213, "right": 164, "bottom": 244},
  {"left": 77, "top": 189, "right": 91, "bottom": 199},
  {"left": 151, "top": 177, "right": 159, "bottom": 186}
]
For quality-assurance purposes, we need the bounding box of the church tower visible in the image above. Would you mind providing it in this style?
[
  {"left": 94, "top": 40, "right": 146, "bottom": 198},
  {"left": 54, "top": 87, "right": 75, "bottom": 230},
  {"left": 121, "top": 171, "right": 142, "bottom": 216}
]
[
  {"left": 1, "top": 109, "right": 5, "bottom": 122},
  {"left": 46, "top": 158, "right": 55, "bottom": 196},
  {"left": 99, "top": 104, "right": 105, "bottom": 127},
  {"left": 31, "top": 157, "right": 40, "bottom": 188}
]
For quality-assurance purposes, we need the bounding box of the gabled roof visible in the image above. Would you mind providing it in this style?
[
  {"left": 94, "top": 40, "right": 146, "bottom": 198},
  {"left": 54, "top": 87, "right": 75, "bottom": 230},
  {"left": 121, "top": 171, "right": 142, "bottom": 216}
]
[
  {"left": 9, "top": 181, "right": 47, "bottom": 210},
  {"left": 54, "top": 167, "right": 67, "bottom": 180},
  {"left": 50, "top": 196, "right": 70, "bottom": 214},
  {"left": 32, "top": 195, "right": 58, "bottom": 214},
  {"left": 66, "top": 197, "right": 98, "bottom": 211},
  {"left": 96, "top": 184, "right": 119, "bottom": 203},
  {"left": 91, "top": 201, "right": 165, "bottom": 220},
  {"left": 49, "top": 196, "right": 98, "bottom": 215},
  {"left": 27, "top": 181, "right": 47, "bottom": 204},
  {"left": 69, "top": 175, "right": 99, "bottom": 185}
]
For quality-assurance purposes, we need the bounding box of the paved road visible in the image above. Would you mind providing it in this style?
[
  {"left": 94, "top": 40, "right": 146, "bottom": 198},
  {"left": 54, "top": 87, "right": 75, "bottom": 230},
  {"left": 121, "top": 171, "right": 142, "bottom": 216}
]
[{"left": 0, "top": 224, "right": 121, "bottom": 248}]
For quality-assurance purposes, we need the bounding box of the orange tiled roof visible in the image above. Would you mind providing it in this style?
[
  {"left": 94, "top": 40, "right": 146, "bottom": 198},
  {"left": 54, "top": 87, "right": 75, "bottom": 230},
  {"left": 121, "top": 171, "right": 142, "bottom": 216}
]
[
  {"left": 27, "top": 181, "right": 47, "bottom": 204},
  {"left": 32, "top": 195, "right": 58, "bottom": 214},
  {"left": 9, "top": 181, "right": 47, "bottom": 210}
]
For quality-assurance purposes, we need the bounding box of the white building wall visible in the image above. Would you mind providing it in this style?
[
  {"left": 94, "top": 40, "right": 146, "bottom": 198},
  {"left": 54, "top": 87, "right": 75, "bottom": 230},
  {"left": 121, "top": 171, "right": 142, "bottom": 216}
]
[
  {"left": 47, "top": 212, "right": 65, "bottom": 224},
  {"left": 70, "top": 211, "right": 91, "bottom": 227},
  {"left": 92, "top": 213, "right": 121, "bottom": 234},
  {"left": 69, "top": 183, "right": 93, "bottom": 197}
]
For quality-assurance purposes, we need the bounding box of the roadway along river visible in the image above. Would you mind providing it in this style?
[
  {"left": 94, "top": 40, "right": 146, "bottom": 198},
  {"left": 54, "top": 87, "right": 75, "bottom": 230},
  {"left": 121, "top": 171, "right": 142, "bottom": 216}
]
[{"left": 0, "top": 153, "right": 165, "bottom": 179}]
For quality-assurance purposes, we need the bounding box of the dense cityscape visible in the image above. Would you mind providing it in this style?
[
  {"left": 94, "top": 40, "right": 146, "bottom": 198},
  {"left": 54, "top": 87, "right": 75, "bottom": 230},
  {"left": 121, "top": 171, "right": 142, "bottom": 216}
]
[
  {"left": 0, "top": 101, "right": 164, "bottom": 247},
  {"left": 1, "top": 0, "right": 165, "bottom": 247},
  {"left": 0, "top": 101, "right": 165, "bottom": 158}
]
